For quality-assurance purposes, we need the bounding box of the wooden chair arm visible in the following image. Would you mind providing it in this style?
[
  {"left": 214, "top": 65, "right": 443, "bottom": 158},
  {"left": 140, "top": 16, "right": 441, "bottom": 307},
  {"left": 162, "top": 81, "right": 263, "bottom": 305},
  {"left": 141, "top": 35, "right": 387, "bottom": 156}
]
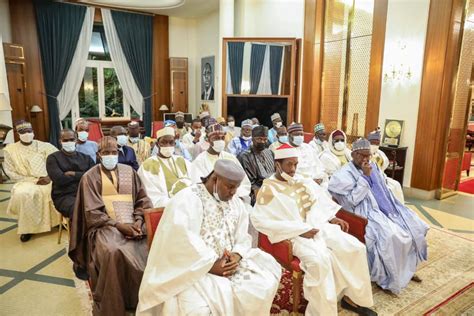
[{"left": 143, "top": 207, "right": 165, "bottom": 249}]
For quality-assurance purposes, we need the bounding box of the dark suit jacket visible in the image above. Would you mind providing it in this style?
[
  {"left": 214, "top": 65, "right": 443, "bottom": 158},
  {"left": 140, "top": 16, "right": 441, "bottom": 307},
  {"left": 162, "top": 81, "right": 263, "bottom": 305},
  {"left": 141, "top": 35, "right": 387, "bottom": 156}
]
[{"left": 201, "top": 87, "right": 214, "bottom": 100}]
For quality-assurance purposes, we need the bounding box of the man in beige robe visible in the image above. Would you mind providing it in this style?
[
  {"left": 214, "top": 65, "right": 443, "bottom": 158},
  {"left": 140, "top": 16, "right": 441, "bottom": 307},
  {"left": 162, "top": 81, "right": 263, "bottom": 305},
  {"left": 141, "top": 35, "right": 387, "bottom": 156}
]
[
  {"left": 4, "top": 120, "right": 58, "bottom": 242},
  {"left": 69, "top": 136, "right": 153, "bottom": 316}
]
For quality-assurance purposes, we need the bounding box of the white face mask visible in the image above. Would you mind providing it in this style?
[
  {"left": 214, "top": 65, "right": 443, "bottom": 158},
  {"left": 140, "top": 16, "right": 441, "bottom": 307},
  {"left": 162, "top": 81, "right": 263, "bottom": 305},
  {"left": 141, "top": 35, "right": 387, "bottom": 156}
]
[
  {"left": 129, "top": 136, "right": 139, "bottom": 144},
  {"left": 315, "top": 138, "right": 323, "bottom": 145},
  {"left": 77, "top": 131, "right": 88, "bottom": 142},
  {"left": 277, "top": 163, "right": 296, "bottom": 185},
  {"left": 212, "top": 140, "right": 226, "bottom": 153},
  {"left": 334, "top": 141, "right": 346, "bottom": 151},
  {"left": 292, "top": 135, "right": 304, "bottom": 147},
  {"left": 278, "top": 135, "right": 289, "bottom": 144},
  {"left": 19, "top": 132, "right": 34, "bottom": 143},
  {"left": 228, "top": 121, "right": 235, "bottom": 128},
  {"left": 275, "top": 121, "right": 282, "bottom": 128},
  {"left": 116, "top": 135, "right": 128, "bottom": 147},
  {"left": 370, "top": 144, "right": 379, "bottom": 155},
  {"left": 241, "top": 135, "right": 252, "bottom": 141},
  {"left": 101, "top": 155, "right": 118, "bottom": 170},
  {"left": 213, "top": 180, "right": 222, "bottom": 202},
  {"left": 159, "top": 146, "right": 174, "bottom": 158},
  {"left": 62, "top": 141, "right": 76, "bottom": 153}
]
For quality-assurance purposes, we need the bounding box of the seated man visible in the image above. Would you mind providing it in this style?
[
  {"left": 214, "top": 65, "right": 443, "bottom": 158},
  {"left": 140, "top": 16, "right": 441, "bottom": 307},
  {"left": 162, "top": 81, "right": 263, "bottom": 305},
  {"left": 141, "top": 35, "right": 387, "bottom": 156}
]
[
  {"left": 190, "top": 122, "right": 251, "bottom": 202},
  {"left": 269, "top": 125, "right": 288, "bottom": 151},
  {"left": 46, "top": 129, "right": 95, "bottom": 218},
  {"left": 368, "top": 129, "right": 405, "bottom": 204},
  {"left": 309, "top": 122, "right": 330, "bottom": 155},
  {"left": 227, "top": 119, "right": 253, "bottom": 156},
  {"left": 320, "top": 129, "right": 353, "bottom": 177},
  {"left": 138, "top": 127, "right": 192, "bottom": 208},
  {"left": 137, "top": 159, "right": 281, "bottom": 315},
  {"left": 267, "top": 112, "right": 283, "bottom": 144},
  {"left": 4, "top": 120, "right": 58, "bottom": 242},
  {"left": 182, "top": 118, "right": 208, "bottom": 160},
  {"left": 75, "top": 119, "right": 98, "bottom": 163},
  {"left": 329, "top": 138, "right": 428, "bottom": 294},
  {"left": 127, "top": 121, "right": 151, "bottom": 165},
  {"left": 175, "top": 111, "right": 191, "bottom": 139},
  {"left": 110, "top": 125, "right": 139, "bottom": 171},
  {"left": 69, "top": 136, "right": 152, "bottom": 315},
  {"left": 238, "top": 125, "right": 274, "bottom": 205},
  {"left": 288, "top": 122, "right": 329, "bottom": 188},
  {"left": 252, "top": 144, "right": 376, "bottom": 316},
  {"left": 164, "top": 120, "right": 193, "bottom": 161},
  {"left": 224, "top": 115, "right": 241, "bottom": 139}
]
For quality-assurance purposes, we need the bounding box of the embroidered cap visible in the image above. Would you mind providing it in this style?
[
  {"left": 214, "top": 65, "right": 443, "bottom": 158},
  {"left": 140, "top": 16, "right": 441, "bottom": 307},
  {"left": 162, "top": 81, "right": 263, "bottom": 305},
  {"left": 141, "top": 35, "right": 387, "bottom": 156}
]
[
  {"left": 274, "top": 143, "right": 299, "bottom": 160},
  {"left": 352, "top": 138, "right": 371, "bottom": 152},
  {"left": 270, "top": 113, "right": 281, "bottom": 121},
  {"left": 314, "top": 123, "right": 325, "bottom": 133},
  {"left": 156, "top": 127, "right": 175, "bottom": 139},
  {"left": 214, "top": 159, "right": 246, "bottom": 182}
]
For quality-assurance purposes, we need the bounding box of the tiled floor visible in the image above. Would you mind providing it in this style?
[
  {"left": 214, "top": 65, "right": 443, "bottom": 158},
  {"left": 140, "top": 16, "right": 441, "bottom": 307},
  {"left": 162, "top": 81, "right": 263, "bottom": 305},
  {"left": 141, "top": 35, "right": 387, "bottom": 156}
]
[{"left": 0, "top": 180, "right": 472, "bottom": 315}]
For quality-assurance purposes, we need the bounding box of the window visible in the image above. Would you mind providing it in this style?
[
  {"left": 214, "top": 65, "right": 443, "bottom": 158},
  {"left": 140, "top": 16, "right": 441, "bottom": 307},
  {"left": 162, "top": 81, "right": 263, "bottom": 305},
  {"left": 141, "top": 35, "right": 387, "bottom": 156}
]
[{"left": 62, "top": 25, "right": 140, "bottom": 128}]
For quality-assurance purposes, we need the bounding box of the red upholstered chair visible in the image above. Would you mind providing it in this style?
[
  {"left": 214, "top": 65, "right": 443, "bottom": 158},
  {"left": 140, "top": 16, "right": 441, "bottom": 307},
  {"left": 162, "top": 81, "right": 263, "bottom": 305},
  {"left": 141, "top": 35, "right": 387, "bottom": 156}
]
[
  {"left": 304, "top": 132, "right": 313, "bottom": 144},
  {"left": 258, "top": 209, "right": 368, "bottom": 314},
  {"left": 152, "top": 121, "right": 164, "bottom": 138},
  {"left": 86, "top": 119, "right": 104, "bottom": 142},
  {"left": 144, "top": 207, "right": 165, "bottom": 249}
]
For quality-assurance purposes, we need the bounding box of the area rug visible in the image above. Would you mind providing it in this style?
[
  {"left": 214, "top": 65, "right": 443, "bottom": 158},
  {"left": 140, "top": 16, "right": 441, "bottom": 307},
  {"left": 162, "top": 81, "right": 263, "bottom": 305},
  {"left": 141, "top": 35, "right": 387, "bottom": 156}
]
[
  {"left": 72, "top": 226, "right": 473, "bottom": 315},
  {"left": 458, "top": 179, "right": 474, "bottom": 194},
  {"left": 271, "top": 226, "right": 474, "bottom": 315}
]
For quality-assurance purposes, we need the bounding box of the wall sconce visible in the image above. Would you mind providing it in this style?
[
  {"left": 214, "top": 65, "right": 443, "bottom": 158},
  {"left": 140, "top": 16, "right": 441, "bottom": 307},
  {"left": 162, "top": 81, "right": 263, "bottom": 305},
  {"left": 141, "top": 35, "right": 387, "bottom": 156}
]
[
  {"left": 383, "top": 40, "right": 413, "bottom": 84},
  {"left": 159, "top": 104, "right": 169, "bottom": 111}
]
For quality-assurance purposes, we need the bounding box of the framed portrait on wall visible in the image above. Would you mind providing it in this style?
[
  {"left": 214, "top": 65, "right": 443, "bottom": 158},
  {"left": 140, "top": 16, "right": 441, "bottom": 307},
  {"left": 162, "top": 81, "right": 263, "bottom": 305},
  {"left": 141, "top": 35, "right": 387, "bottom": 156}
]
[{"left": 201, "top": 56, "right": 215, "bottom": 101}]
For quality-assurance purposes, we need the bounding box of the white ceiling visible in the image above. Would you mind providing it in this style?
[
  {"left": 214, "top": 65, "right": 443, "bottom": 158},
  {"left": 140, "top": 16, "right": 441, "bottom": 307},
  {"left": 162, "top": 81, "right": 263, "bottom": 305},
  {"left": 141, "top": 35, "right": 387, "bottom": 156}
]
[{"left": 78, "top": 0, "right": 219, "bottom": 18}]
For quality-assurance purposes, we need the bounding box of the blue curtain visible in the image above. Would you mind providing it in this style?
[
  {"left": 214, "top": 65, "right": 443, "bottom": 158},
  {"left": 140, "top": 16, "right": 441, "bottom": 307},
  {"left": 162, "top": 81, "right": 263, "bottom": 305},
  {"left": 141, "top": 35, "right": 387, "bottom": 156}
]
[
  {"left": 249, "top": 44, "right": 266, "bottom": 94},
  {"left": 111, "top": 11, "right": 153, "bottom": 136},
  {"left": 228, "top": 42, "right": 245, "bottom": 94},
  {"left": 34, "top": 1, "right": 86, "bottom": 147},
  {"left": 270, "top": 46, "right": 283, "bottom": 95}
]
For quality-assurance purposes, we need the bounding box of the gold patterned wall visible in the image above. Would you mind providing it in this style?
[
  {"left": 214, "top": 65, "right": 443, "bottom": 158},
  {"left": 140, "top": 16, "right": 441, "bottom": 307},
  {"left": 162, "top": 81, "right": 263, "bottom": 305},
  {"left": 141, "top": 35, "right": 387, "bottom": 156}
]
[{"left": 320, "top": 0, "right": 374, "bottom": 139}]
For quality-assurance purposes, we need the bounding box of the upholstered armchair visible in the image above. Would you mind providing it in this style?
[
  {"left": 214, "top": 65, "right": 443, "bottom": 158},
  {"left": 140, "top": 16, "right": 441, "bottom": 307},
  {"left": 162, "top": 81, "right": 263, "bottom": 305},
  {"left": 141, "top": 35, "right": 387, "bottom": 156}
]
[{"left": 258, "top": 209, "right": 368, "bottom": 313}]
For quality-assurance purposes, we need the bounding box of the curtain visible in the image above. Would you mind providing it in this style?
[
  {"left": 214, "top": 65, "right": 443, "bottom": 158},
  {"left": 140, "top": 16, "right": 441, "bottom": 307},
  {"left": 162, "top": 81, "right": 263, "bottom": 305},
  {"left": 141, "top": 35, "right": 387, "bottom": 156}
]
[
  {"left": 270, "top": 45, "right": 284, "bottom": 95},
  {"left": 110, "top": 9, "right": 153, "bottom": 136},
  {"left": 102, "top": 9, "right": 144, "bottom": 130},
  {"left": 257, "top": 45, "right": 272, "bottom": 95},
  {"left": 228, "top": 42, "right": 245, "bottom": 94},
  {"left": 34, "top": 1, "right": 86, "bottom": 146},
  {"left": 249, "top": 44, "right": 266, "bottom": 94},
  {"left": 57, "top": 7, "right": 94, "bottom": 122}
]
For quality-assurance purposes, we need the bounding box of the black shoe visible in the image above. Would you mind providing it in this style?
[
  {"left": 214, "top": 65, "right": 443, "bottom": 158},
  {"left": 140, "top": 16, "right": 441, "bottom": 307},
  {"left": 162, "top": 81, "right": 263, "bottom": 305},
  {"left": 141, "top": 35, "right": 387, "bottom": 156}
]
[
  {"left": 341, "top": 298, "right": 378, "bottom": 316},
  {"left": 73, "top": 264, "right": 89, "bottom": 281},
  {"left": 20, "top": 234, "right": 32, "bottom": 242},
  {"left": 411, "top": 274, "right": 422, "bottom": 282}
]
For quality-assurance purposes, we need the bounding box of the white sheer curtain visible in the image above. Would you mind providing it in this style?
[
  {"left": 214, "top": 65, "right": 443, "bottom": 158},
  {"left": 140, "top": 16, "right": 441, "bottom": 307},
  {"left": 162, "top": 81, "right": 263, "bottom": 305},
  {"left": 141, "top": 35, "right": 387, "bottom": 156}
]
[
  {"left": 257, "top": 45, "right": 272, "bottom": 94},
  {"left": 102, "top": 9, "right": 143, "bottom": 116},
  {"left": 57, "top": 7, "right": 95, "bottom": 121}
]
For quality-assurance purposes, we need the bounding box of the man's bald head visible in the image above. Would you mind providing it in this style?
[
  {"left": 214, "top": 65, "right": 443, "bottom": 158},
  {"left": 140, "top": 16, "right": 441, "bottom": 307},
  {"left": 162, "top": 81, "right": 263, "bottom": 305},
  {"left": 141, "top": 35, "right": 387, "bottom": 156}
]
[{"left": 110, "top": 126, "right": 126, "bottom": 137}]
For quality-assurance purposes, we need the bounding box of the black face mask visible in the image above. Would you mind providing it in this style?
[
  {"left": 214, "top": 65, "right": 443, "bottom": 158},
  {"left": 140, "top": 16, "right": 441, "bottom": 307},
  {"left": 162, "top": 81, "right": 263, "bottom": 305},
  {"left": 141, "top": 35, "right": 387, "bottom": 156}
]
[
  {"left": 254, "top": 142, "right": 266, "bottom": 151},
  {"left": 176, "top": 121, "right": 184, "bottom": 128}
]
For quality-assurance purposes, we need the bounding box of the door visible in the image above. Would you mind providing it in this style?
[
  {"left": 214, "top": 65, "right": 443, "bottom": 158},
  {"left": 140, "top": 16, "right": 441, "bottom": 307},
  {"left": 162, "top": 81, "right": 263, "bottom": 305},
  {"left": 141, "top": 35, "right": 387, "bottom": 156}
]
[
  {"left": 5, "top": 62, "right": 28, "bottom": 142},
  {"left": 170, "top": 58, "right": 188, "bottom": 113}
]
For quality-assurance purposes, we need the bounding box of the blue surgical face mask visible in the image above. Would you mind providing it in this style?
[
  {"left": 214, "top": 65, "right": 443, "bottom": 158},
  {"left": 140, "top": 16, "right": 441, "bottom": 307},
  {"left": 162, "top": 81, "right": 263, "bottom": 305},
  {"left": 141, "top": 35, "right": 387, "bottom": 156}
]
[
  {"left": 101, "top": 155, "right": 118, "bottom": 170},
  {"left": 278, "top": 135, "right": 289, "bottom": 144},
  {"left": 62, "top": 141, "right": 76, "bottom": 153},
  {"left": 117, "top": 135, "right": 128, "bottom": 147},
  {"left": 292, "top": 135, "right": 304, "bottom": 146},
  {"left": 77, "top": 131, "right": 88, "bottom": 142}
]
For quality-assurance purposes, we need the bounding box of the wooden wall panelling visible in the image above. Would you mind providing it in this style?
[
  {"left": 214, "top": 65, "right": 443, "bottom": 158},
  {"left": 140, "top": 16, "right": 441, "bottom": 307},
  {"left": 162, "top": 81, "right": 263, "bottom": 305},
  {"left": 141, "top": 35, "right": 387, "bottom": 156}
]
[
  {"left": 9, "top": 0, "right": 49, "bottom": 141},
  {"left": 411, "top": 0, "right": 466, "bottom": 191},
  {"left": 365, "top": 0, "right": 388, "bottom": 135},
  {"left": 301, "top": 0, "right": 325, "bottom": 132},
  {"left": 152, "top": 14, "right": 170, "bottom": 123}
]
